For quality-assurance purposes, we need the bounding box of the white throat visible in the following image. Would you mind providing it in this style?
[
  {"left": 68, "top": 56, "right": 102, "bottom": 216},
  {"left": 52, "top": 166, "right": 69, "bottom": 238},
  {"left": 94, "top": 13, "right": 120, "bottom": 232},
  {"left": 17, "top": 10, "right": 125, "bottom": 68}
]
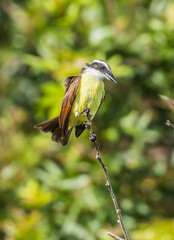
[{"left": 85, "top": 67, "right": 105, "bottom": 81}]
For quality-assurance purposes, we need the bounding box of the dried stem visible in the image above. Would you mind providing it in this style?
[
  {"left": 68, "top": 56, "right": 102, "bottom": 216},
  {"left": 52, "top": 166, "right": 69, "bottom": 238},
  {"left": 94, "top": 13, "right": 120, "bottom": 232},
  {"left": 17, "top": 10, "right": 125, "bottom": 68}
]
[
  {"left": 107, "top": 232, "right": 125, "bottom": 240},
  {"left": 78, "top": 107, "right": 129, "bottom": 240},
  {"left": 166, "top": 120, "right": 174, "bottom": 129},
  {"left": 159, "top": 94, "right": 174, "bottom": 111},
  {"left": 159, "top": 95, "right": 174, "bottom": 130}
]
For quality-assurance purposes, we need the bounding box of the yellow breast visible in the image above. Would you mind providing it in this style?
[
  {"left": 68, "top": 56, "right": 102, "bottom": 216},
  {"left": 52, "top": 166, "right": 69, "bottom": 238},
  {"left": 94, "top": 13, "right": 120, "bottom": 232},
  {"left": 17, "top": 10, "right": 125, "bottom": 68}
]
[{"left": 69, "top": 72, "right": 105, "bottom": 128}]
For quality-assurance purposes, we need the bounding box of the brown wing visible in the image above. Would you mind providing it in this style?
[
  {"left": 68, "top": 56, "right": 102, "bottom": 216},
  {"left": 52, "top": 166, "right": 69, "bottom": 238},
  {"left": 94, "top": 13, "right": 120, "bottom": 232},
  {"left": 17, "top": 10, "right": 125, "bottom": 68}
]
[{"left": 59, "top": 75, "right": 81, "bottom": 137}]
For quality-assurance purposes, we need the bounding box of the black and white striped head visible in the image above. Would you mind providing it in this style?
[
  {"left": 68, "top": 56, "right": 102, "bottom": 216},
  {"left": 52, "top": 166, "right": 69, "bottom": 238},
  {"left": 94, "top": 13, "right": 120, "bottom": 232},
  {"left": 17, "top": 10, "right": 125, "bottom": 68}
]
[{"left": 83, "top": 59, "right": 117, "bottom": 83}]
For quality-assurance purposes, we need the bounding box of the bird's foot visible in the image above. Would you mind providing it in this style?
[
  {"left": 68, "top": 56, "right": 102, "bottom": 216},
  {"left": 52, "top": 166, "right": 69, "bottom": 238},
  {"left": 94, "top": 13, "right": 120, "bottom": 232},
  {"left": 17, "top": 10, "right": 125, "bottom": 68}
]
[
  {"left": 76, "top": 109, "right": 85, "bottom": 117},
  {"left": 84, "top": 107, "right": 93, "bottom": 118},
  {"left": 76, "top": 107, "right": 92, "bottom": 118},
  {"left": 76, "top": 113, "right": 82, "bottom": 117},
  {"left": 84, "top": 112, "right": 92, "bottom": 118},
  {"left": 84, "top": 107, "right": 90, "bottom": 116}
]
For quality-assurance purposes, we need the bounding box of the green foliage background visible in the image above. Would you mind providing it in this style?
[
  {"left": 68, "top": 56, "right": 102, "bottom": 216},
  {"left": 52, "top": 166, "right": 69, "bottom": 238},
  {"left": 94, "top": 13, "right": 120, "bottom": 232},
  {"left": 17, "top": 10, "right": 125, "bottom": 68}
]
[{"left": 0, "top": 0, "right": 174, "bottom": 239}]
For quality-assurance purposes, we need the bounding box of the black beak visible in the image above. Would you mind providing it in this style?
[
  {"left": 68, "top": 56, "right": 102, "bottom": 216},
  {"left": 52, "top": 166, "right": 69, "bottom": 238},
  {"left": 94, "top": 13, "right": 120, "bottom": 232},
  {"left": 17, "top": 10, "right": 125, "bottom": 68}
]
[{"left": 106, "top": 72, "right": 117, "bottom": 83}]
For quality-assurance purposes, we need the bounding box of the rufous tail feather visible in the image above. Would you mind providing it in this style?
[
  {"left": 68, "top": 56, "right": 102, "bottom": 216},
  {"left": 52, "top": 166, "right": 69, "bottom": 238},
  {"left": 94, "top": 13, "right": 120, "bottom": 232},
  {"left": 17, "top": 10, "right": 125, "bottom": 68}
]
[{"left": 34, "top": 116, "right": 71, "bottom": 146}]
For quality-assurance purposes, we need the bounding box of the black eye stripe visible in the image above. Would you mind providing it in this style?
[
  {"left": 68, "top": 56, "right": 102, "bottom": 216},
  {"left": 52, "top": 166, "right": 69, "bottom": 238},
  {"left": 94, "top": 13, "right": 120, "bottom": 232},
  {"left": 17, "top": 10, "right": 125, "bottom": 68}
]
[
  {"left": 91, "top": 63, "right": 106, "bottom": 71},
  {"left": 92, "top": 63, "right": 99, "bottom": 68}
]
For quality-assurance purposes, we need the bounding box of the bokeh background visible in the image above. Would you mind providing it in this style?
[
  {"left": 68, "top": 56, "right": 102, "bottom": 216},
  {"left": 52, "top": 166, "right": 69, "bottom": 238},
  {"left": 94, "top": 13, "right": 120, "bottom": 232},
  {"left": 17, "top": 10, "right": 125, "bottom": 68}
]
[{"left": 0, "top": 0, "right": 174, "bottom": 239}]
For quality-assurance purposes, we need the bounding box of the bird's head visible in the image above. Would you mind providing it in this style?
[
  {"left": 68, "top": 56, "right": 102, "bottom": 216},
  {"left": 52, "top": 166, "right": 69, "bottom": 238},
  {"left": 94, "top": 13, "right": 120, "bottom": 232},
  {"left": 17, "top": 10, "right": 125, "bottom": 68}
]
[{"left": 83, "top": 59, "right": 117, "bottom": 83}]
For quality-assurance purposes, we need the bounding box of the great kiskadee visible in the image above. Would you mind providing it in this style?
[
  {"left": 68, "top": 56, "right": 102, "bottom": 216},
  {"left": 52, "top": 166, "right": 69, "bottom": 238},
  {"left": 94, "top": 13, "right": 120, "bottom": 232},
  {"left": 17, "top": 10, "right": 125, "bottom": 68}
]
[{"left": 34, "top": 60, "right": 117, "bottom": 146}]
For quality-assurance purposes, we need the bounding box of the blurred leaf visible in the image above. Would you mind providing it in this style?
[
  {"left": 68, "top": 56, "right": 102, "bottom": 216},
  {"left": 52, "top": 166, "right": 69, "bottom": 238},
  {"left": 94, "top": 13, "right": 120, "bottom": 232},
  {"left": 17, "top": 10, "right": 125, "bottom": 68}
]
[
  {"left": 131, "top": 219, "right": 174, "bottom": 240},
  {"left": 18, "top": 180, "right": 55, "bottom": 208}
]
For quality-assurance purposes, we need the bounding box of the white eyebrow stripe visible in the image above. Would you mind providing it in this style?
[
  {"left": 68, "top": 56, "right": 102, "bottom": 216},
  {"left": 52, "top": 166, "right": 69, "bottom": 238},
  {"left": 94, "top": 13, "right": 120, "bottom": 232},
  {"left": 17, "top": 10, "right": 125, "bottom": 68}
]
[{"left": 92, "top": 60, "right": 110, "bottom": 71}]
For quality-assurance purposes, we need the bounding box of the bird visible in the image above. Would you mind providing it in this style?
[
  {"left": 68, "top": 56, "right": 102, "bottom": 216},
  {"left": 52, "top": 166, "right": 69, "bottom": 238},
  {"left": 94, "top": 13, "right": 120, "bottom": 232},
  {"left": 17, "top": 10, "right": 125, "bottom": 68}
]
[{"left": 34, "top": 59, "right": 117, "bottom": 146}]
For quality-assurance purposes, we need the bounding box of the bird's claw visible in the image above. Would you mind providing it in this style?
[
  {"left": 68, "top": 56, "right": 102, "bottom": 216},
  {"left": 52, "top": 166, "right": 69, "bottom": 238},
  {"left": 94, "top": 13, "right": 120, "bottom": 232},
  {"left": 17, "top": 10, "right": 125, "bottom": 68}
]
[
  {"left": 84, "top": 112, "right": 92, "bottom": 118},
  {"left": 76, "top": 107, "right": 92, "bottom": 118}
]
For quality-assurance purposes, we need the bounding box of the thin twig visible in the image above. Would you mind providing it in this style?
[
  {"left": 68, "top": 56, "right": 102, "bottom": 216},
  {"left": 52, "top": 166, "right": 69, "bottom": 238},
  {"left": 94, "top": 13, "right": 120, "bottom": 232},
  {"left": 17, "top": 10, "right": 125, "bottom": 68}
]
[
  {"left": 107, "top": 232, "right": 125, "bottom": 240},
  {"left": 166, "top": 120, "right": 174, "bottom": 129},
  {"left": 159, "top": 95, "right": 174, "bottom": 130},
  {"left": 159, "top": 94, "right": 174, "bottom": 111},
  {"left": 78, "top": 107, "right": 129, "bottom": 240}
]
